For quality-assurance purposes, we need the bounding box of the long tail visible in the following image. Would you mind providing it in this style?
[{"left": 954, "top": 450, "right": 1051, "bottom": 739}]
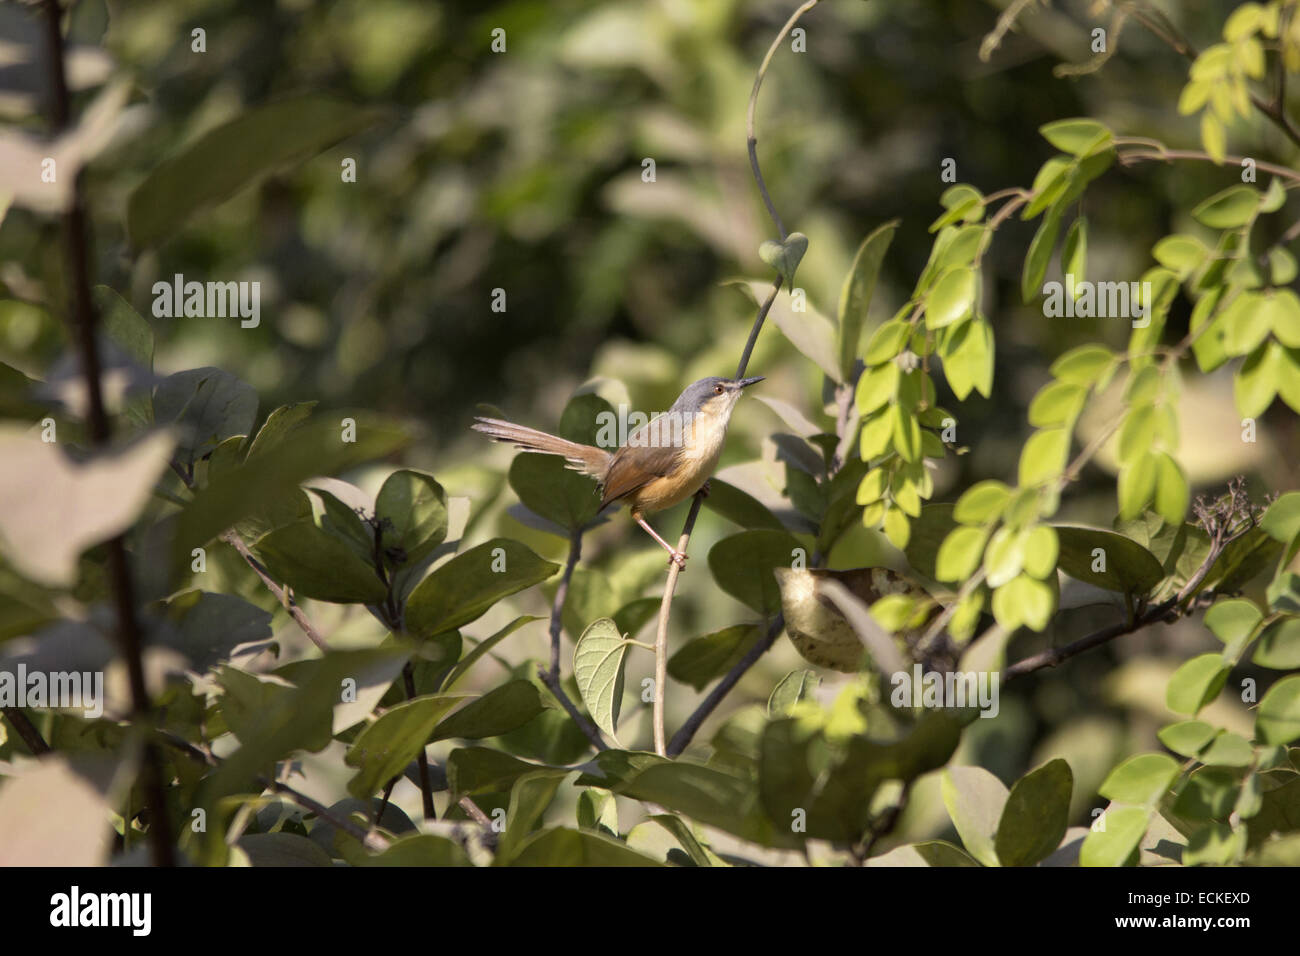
[{"left": 472, "top": 417, "right": 610, "bottom": 478}]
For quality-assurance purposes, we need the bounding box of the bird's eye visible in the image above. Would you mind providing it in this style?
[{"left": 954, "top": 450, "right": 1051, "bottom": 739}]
[{"left": 713, "top": 384, "right": 724, "bottom": 395}]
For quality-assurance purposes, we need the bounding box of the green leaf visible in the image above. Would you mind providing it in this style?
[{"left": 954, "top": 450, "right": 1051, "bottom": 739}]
[
  {"left": 1204, "top": 598, "right": 1262, "bottom": 645},
  {"left": 863, "top": 319, "right": 911, "bottom": 365},
  {"left": 991, "top": 574, "right": 1053, "bottom": 631},
  {"left": 930, "top": 185, "right": 983, "bottom": 231},
  {"left": 1079, "top": 805, "right": 1150, "bottom": 866},
  {"left": 668, "top": 624, "right": 760, "bottom": 691},
  {"left": 1153, "top": 234, "right": 1209, "bottom": 278},
  {"left": 508, "top": 454, "right": 602, "bottom": 532},
  {"left": 926, "top": 266, "right": 977, "bottom": 330},
  {"left": 1018, "top": 427, "right": 1070, "bottom": 487},
  {"left": 254, "top": 516, "right": 387, "bottom": 604},
  {"left": 1062, "top": 216, "right": 1088, "bottom": 288},
  {"left": 245, "top": 402, "right": 317, "bottom": 460},
  {"left": 443, "top": 616, "right": 542, "bottom": 690},
  {"left": 936, "top": 525, "right": 988, "bottom": 582},
  {"left": 1166, "top": 653, "right": 1230, "bottom": 716},
  {"left": 93, "top": 285, "right": 153, "bottom": 369},
  {"left": 1191, "top": 185, "right": 1260, "bottom": 229},
  {"left": 995, "top": 759, "right": 1073, "bottom": 867},
  {"left": 1254, "top": 617, "right": 1300, "bottom": 669},
  {"left": 939, "top": 315, "right": 994, "bottom": 399},
  {"left": 1235, "top": 340, "right": 1281, "bottom": 417},
  {"left": 838, "top": 220, "right": 898, "bottom": 379},
  {"left": 1050, "top": 343, "right": 1114, "bottom": 384},
  {"left": 941, "top": 766, "right": 1008, "bottom": 867},
  {"left": 507, "top": 827, "right": 664, "bottom": 866},
  {"left": 1118, "top": 452, "right": 1158, "bottom": 520},
  {"left": 1054, "top": 526, "right": 1164, "bottom": 593},
  {"left": 405, "top": 538, "right": 559, "bottom": 638},
  {"left": 1022, "top": 524, "right": 1059, "bottom": 579},
  {"left": 447, "top": 748, "right": 555, "bottom": 800},
  {"left": 1172, "top": 767, "right": 1239, "bottom": 820},
  {"left": 952, "top": 480, "right": 1011, "bottom": 525},
  {"left": 1021, "top": 208, "right": 1062, "bottom": 303},
  {"left": 1268, "top": 288, "right": 1300, "bottom": 347},
  {"left": 1256, "top": 675, "right": 1300, "bottom": 744},
  {"left": 375, "top": 469, "right": 448, "bottom": 565},
  {"left": 128, "top": 95, "right": 384, "bottom": 246},
  {"left": 1153, "top": 453, "right": 1189, "bottom": 525},
  {"left": 154, "top": 367, "right": 258, "bottom": 468},
  {"left": 708, "top": 529, "right": 804, "bottom": 616},
  {"left": 1040, "top": 118, "right": 1112, "bottom": 154},
  {"left": 758, "top": 232, "right": 809, "bottom": 287},
  {"left": 1099, "top": 753, "right": 1179, "bottom": 805},
  {"left": 497, "top": 770, "right": 569, "bottom": 864},
  {"left": 432, "top": 680, "right": 546, "bottom": 741},
  {"left": 345, "top": 694, "right": 468, "bottom": 799},
  {"left": 767, "top": 669, "right": 820, "bottom": 717},
  {"left": 1028, "top": 381, "right": 1086, "bottom": 428},
  {"left": 983, "top": 526, "right": 1026, "bottom": 588},
  {"left": 702, "top": 479, "right": 785, "bottom": 531},
  {"left": 1158, "top": 720, "right": 1217, "bottom": 757},
  {"left": 1262, "top": 492, "right": 1300, "bottom": 544},
  {"left": 1199, "top": 732, "right": 1254, "bottom": 767},
  {"left": 573, "top": 619, "right": 631, "bottom": 739}
]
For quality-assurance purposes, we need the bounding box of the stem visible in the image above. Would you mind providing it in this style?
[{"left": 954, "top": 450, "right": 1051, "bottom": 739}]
[
  {"left": 402, "top": 663, "right": 436, "bottom": 821},
  {"left": 654, "top": 0, "right": 824, "bottom": 758},
  {"left": 2, "top": 708, "right": 50, "bottom": 755},
  {"left": 220, "top": 530, "right": 328, "bottom": 651},
  {"left": 652, "top": 500, "right": 702, "bottom": 756},
  {"left": 539, "top": 529, "right": 608, "bottom": 751},
  {"left": 41, "top": 0, "right": 174, "bottom": 867},
  {"left": 1115, "top": 144, "right": 1300, "bottom": 184}
]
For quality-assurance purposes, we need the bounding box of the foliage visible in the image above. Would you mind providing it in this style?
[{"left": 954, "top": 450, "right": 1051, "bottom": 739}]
[{"left": 1, "top": 0, "right": 1299, "bottom": 869}]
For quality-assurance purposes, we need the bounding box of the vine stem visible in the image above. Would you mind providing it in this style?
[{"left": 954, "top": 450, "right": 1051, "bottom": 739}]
[
  {"left": 651, "top": 0, "right": 823, "bottom": 759},
  {"left": 41, "top": 0, "right": 174, "bottom": 867}
]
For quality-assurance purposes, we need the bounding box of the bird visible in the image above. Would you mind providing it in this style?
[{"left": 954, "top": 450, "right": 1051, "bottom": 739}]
[{"left": 473, "top": 376, "right": 764, "bottom": 569}]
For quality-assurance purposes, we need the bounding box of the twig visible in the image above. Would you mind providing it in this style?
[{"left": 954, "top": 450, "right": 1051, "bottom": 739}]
[
  {"left": 41, "top": 0, "right": 174, "bottom": 868},
  {"left": 539, "top": 529, "right": 608, "bottom": 751},
  {"left": 2, "top": 707, "right": 50, "bottom": 755},
  {"left": 401, "top": 663, "right": 436, "bottom": 821},
  {"left": 1005, "top": 483, "right": 1257, "bottom": 681},
  {"left": 156, "top": 730, "right": 388, "bottom": 852},
  {"left": 654, "top": 0, "right": 823, "bottom": 758},
  {"left": 652, "top": 501, "right": 703, "bottom": 756},
  {"left": 667, "top": 616, "right": 784, "bottom": 757},
  {"left": 1128, "top": 3, "right": 1300, "bottom": 150},
  {"left": 220, "top": 530, "right": 329, "bottom": 651},
  {"left": 1116, "top": 145, "right": 1300, "bottom": 184}
]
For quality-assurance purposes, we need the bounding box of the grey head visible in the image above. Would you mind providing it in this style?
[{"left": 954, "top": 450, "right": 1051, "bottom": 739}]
[{"left": 669, "top": 376, "right": 764, "bottom": 415}]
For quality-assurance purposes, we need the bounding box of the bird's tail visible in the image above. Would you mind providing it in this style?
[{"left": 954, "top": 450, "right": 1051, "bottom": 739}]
[{"left": 472, "top": 417, "right": 610, "bottom": 478}]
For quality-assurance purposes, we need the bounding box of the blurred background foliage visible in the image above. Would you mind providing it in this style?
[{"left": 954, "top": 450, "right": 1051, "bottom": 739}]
[{"left": 2, "top": 0, "right": 1297, "bottom": 854}]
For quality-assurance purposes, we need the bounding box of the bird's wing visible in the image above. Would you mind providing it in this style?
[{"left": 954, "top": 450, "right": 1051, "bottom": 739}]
[{"left": 599, "top": 441, "right": 684, "bottom": 509}]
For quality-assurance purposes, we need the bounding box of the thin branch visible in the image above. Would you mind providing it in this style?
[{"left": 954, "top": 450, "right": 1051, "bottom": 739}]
[
  {"left": 539, "top": 529, "right": 608, "bottom": 751},
  {"left": 655, "top": 0, "right": 823, "bottom": 759},
  {"left": 402, "top": 663, "right": 436, "bottom": 821},
  {"left": 220, "top": 530, "right": 329, "bottom": 651},
  {"left": 1116, "top": 144, "right": 1300, "bottom": 184},
  {"left": 1128, "top": 3, "right": 1300, "bottom": 150},
  {"left": 2, "top": 707, "right": 50, "bottom": 755},
  {"left": 156, "top": 730, "right": 388, "bottom": 852},
  {"left": 667, "top": 616, "right": 784, "bottom": 758},
  {"left": 41, "top": 0, "right": 173, "bottom": 867},
  {"left": 652, "top": 499, "right": 703, "bottom": 756},
  {"left": 1005, "top": 485, "right": 1257, "bottom": 681}
]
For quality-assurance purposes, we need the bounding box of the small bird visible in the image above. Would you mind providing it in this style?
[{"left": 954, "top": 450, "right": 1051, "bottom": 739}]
[{"left": 473, "top": 376, "right": 763, "bottom": 568}]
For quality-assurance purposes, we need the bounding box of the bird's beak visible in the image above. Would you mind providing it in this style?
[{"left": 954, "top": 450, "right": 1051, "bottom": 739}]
[{"left": 736, "top": 376, "right": 764, "bottom": 390}]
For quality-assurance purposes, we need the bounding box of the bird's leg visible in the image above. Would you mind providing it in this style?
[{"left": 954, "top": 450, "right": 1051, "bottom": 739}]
[{"left": 634, "top": 514, "right": 688, "bottom": 570}]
